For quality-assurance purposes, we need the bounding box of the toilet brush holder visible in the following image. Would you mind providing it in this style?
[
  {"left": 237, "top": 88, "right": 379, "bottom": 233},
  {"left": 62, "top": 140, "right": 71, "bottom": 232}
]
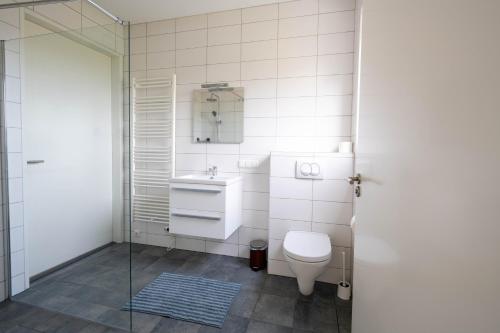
[
  {"left": 337, "top": 281, "right": 351, "bottom": 300},
  {"left": 337, "top": 251, "right": 351, "bottom": 300}
]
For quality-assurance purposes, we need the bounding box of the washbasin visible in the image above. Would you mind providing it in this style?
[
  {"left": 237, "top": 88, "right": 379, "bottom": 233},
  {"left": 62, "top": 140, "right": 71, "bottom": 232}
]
[{"left": 170, "top": 174, "right": 242, "bottom": 186}]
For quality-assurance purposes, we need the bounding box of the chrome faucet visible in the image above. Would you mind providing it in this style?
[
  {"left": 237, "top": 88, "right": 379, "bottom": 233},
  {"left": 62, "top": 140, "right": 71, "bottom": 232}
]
[{"left": 208, "top": 166, "right": 218, "bottom": 177}]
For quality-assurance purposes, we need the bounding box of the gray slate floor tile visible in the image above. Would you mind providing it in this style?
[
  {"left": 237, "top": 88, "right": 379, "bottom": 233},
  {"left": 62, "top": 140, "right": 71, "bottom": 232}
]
[
  {"left": 143, "top": 257, "right": 184, "bottom": 274},
  {"left": 140, "top": 245, "right": 169, "bottom": 257},
  {"left": 197, "top": 315, "right": 249, "bottom": 333},
  {"left": 70, "top": 286, "right": 129, "bottom": 309},
  {"left": 262, "top": 275, "right": 301, "bottom": 298},
  {"left": 252, "top": 294, "right": 296, "bottom": 328},
  {"left": 229, "top": 263, "right": 267, "bottom": 292},
  {"left": 294, "top": 301, "right": 339, "bottom": 332},
  {"left": 151, "top": 317, "right": 202, "bottom": 333},
  {"left": 229, "top": 290, "right": 260, "bottom": 318},
  {"left": 78, "top": 323, "right": 112, "bottom": 333},
  {"left": 5, "top": 326, "right": 40, "bottom": 333},
  {"left": 64, "top": 301, "right": 113, "bottom": 321},
  {"left": 0, "top": 301, "right": 128, "bottom": 333},
  {"left": 95, "top": 309, "right": 132, "bottom": 331},
  {"left": 3, "top": 243, "right": 351, "bottom": 333},
  {"left": 246, "top": 320, "right": 293, "bottom": 333}
]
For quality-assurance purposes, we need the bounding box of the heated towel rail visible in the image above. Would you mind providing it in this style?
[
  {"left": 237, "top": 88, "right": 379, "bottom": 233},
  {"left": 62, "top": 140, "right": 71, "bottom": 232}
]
[{"left": 131, "top": 75, "right": 176, "bottom": 227}]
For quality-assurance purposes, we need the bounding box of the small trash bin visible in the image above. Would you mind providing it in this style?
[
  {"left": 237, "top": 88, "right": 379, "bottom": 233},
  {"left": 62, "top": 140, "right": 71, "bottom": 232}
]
[{"left": 249, "top": 240, "right": 267, "bottom": 271}]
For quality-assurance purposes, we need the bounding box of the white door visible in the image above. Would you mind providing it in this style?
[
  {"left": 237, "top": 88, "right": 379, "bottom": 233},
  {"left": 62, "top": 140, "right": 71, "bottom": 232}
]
[
  {"left": 352, "top": 1, "right": 500, "bottom": 333},
  {"left": 23, "top": 22, "right": 113, "bottom": 277}
]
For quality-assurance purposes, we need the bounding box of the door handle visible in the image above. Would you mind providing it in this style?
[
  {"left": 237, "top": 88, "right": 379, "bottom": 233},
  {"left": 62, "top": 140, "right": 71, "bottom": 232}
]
[
  {"left": 27, "top": 160, "right": 45, "bottom": 165},
  {"left": 347, "top": 174, "right": 361, "bottom": 185}
]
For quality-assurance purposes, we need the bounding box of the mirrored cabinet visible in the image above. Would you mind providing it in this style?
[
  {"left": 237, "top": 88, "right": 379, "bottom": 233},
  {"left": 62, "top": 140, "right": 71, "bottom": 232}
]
[{"left": 192, "top": 84, "right": 244, "bottom": 144}]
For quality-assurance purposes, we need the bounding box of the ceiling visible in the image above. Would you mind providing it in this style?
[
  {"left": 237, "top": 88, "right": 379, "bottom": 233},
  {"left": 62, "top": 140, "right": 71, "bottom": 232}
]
[{"left": 94, "top": 0, "right": 278, "bottom": 23}]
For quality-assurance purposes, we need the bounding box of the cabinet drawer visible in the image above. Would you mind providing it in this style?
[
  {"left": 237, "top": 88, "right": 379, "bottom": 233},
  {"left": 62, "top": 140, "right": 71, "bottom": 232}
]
[
  {"left": 170, "top": 208, "right": 225, "bottom": 239},
  {"left": 170, "top": 183, "right": 225, "bottom": 212}
]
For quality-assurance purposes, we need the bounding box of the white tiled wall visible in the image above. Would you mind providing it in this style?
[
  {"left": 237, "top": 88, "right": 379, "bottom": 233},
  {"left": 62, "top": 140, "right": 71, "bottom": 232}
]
[
  {"left": 0, "top": 0, "right": 126, "bottom": 297},
  {"left": 0, "top": 38, "right": 6, "bottom": 302},
  {"left": 269, "top": 152, "right": 353, "bottom": 283},
  {"left": 125, "top": 0, "right": 356, "bottom": 265},
  {"left": 1, "top": 5, "right": 23, "bottom": 299}
]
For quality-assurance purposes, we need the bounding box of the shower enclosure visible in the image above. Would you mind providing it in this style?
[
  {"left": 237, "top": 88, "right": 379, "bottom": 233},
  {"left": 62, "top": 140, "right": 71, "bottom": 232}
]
[{"left": 0, "top": 1, "right": 134, "bottom": 331}]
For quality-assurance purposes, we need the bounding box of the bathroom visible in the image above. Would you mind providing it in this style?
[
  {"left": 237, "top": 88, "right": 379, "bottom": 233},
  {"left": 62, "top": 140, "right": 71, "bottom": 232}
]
[{"left": 0, "top": 0, "right": 499, "bottom": 332}]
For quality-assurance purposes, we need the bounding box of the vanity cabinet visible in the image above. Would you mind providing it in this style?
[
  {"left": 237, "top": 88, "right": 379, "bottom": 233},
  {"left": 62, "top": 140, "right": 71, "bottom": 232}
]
[{"left": 169, "top": 176, "right": 242, "bottom": 240}]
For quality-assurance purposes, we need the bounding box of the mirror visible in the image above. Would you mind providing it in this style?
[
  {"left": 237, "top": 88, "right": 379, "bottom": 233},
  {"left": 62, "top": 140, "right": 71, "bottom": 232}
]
[{"left": 192, "top": 87, "right": 244, "bottom": 144}]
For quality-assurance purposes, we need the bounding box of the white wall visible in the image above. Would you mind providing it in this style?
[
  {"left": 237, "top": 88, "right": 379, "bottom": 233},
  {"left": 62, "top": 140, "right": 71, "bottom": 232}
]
[
  {"left": 125, "top": 0, "right": 356, "bottom": 262},
  {"left": 23, "top": 21, "right": 113, "bottom": 277}
]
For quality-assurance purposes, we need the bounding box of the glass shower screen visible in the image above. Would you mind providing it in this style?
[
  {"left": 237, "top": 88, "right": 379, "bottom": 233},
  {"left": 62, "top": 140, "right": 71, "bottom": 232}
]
[{"left": 0, "top": 2, "right": 132, "bottom": 331}]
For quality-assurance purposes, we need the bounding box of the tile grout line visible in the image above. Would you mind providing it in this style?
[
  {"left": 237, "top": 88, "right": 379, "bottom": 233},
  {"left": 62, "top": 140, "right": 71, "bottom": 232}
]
[{"left": 237, "top": 8, "right": 243, "bottom": 255}]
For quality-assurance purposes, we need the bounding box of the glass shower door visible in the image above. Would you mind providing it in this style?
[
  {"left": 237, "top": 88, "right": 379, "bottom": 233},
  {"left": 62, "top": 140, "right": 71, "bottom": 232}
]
[{"left": 0, "top": 2, "right": 132, "bottom": 331}]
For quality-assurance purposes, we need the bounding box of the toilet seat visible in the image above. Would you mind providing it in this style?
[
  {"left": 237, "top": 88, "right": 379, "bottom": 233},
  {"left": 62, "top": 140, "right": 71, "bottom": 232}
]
[{"left": 283, "top": 231, "right": 331, "bottom": 263}]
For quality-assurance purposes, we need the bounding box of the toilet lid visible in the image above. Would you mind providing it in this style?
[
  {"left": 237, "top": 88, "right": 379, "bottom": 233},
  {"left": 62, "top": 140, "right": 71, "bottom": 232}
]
[{"left": 283, "top": 231, "right": 331, "bottom": 263}]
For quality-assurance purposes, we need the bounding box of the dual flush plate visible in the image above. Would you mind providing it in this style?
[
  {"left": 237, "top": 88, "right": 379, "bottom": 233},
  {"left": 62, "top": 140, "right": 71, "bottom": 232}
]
[{"left": 295, "top": 160, "right": 323, "bottom": 180}]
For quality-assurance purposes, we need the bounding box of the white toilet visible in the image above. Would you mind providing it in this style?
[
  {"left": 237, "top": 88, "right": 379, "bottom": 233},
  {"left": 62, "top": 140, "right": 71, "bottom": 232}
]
[{"left": 283, "top": 231, "right": 332, "bottom": 295}]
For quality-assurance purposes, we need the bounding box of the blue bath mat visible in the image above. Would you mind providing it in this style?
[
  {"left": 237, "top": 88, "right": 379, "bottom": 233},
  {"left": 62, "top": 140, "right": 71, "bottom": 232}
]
[{"left": 123, "top": 272, "right": 241, "bottom": 328}]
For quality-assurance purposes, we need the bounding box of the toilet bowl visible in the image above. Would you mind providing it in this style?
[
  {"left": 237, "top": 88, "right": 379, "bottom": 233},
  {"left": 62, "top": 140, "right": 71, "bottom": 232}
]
[{"left": 283, "top": 231, "right": 332, "bottom": 295}]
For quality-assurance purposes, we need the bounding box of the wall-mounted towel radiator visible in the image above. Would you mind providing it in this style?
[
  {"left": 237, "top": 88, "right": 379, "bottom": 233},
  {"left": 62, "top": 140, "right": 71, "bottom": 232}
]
[{"left": 131, "top": 75, "right": 176, "bottom": 227}]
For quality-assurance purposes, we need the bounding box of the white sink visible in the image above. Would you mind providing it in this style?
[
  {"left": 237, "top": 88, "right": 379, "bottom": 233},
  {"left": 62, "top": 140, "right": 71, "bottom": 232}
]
[{"left": 170, "top": 174, "right": 242, "bottom": 186}]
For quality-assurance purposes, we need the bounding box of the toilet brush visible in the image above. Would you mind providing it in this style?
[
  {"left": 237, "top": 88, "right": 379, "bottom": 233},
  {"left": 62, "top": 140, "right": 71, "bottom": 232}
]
[{"left": 337, "top": 251, "right": 351, "bottom": 300}]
